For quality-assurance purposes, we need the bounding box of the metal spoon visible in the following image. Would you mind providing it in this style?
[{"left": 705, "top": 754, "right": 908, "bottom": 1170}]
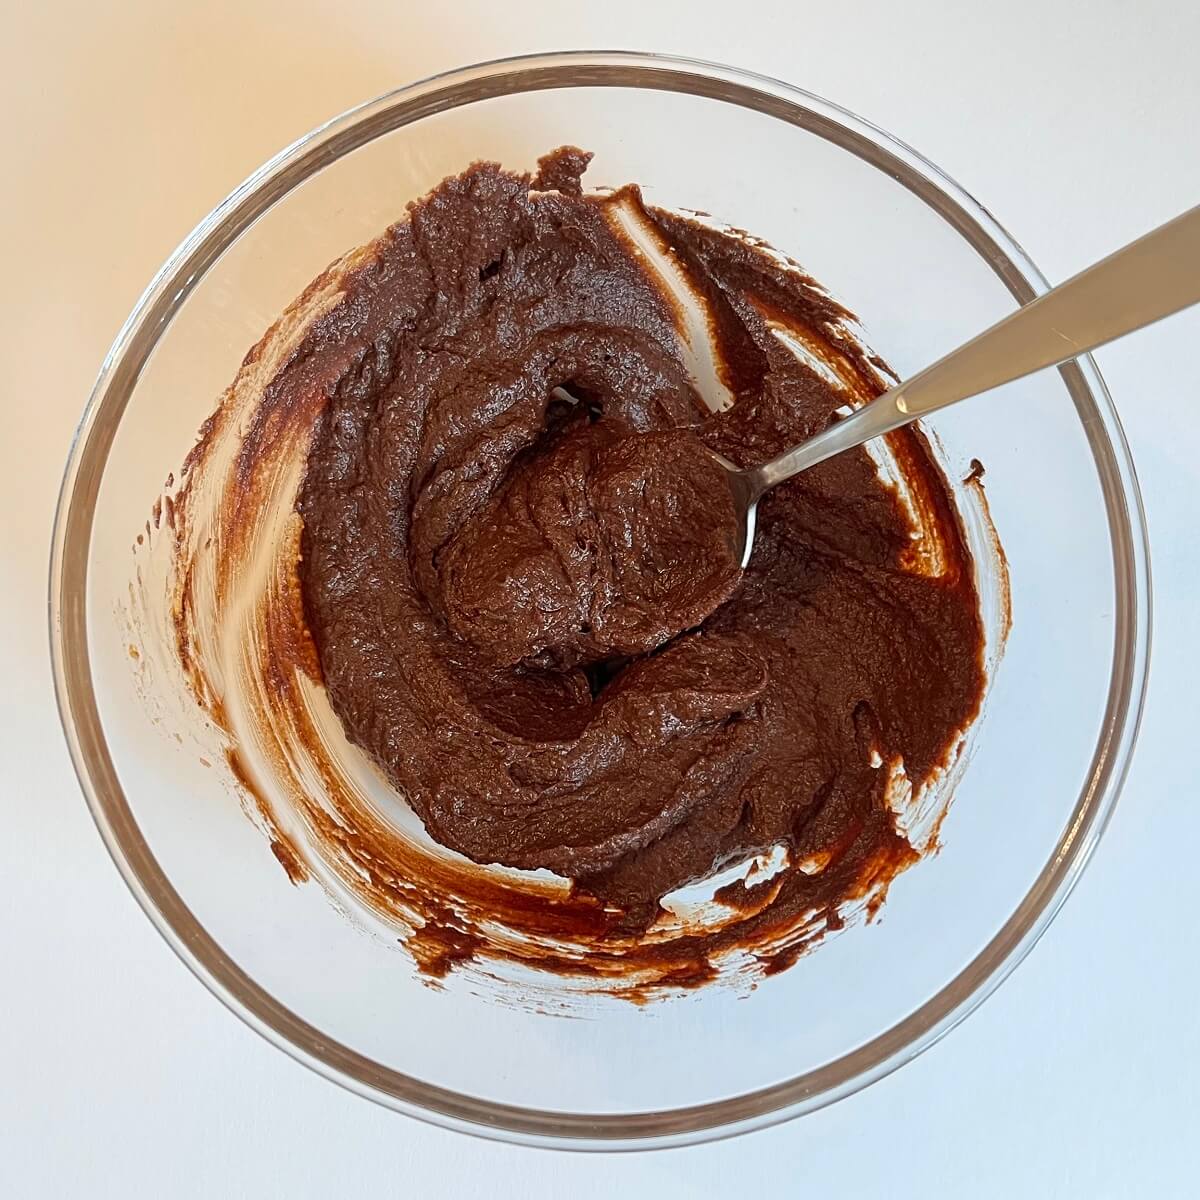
[{"left": 719, "top": 204, "right": 1200, "bottom": 567}]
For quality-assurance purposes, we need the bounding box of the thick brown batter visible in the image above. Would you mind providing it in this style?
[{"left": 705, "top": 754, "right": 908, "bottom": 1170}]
[{"left": 297, "top": 149, "right": 985, "bottom": 932}]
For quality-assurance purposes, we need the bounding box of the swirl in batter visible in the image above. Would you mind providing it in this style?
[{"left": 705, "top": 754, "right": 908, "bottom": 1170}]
[{"left": 294, "top": 148, "right": 986, "bottom": 934}]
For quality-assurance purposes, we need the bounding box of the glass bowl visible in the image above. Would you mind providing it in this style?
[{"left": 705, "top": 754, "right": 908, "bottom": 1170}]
[{"left": 50, "top": 51, "right": 1150, "bottom": 1149}]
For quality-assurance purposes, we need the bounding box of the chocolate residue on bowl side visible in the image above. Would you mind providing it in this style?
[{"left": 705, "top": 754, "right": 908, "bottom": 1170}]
[{"left": 156, "top": 147, "right": 996, "bottom": 1000}]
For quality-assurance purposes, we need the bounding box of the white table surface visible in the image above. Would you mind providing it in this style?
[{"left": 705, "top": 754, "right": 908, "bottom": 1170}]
[{"left": 3, "top": 2, "right": 1198, "bottom": 1195}]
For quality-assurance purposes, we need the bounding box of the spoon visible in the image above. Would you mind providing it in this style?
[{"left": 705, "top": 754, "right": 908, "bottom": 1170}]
[{"left": 719, "top": 204, "right": 1200, "bottom": 567}]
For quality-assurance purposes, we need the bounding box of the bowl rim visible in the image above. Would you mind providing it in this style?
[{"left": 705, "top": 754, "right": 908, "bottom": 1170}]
[{"left": 48, "top": 49, "right": 1152, "bottom": 1151}]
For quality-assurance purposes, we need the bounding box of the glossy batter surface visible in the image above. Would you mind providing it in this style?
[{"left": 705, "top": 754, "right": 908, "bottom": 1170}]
[{"left": 296, "top": 149, "right": 986, "bottom": 932}]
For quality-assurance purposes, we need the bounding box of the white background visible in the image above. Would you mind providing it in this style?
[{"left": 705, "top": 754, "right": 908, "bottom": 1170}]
[{"left": 3, "top": 2, "right": 1198, "bottom": 1195}]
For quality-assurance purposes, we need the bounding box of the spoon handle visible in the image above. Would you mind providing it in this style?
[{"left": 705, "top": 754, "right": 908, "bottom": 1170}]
[{"left": 747, "top": 203, "right": 1200, "bottom": 495}]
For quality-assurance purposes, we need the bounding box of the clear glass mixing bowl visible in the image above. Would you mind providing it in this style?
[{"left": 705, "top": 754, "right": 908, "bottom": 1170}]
[{"left": 50, "top": 52, "right": 1150, "bottom": 1149}]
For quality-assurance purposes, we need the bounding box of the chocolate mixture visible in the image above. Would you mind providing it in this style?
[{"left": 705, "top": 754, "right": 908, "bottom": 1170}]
[{"left": 296, "top": 149, "right": 985, "bottom": 932}]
